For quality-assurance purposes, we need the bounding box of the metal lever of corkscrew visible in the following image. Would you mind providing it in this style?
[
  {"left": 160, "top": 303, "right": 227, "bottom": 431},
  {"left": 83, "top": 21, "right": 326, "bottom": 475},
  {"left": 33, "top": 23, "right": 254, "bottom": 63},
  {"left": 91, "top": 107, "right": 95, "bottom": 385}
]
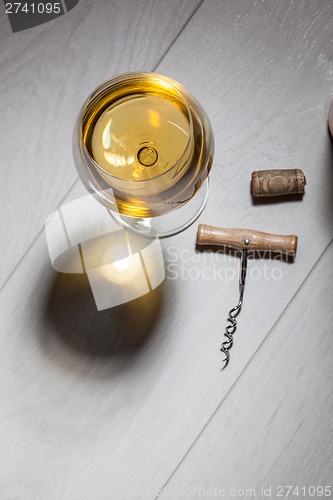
[{"left": 196, "top": 225, "right": 298, "bottom": 369}]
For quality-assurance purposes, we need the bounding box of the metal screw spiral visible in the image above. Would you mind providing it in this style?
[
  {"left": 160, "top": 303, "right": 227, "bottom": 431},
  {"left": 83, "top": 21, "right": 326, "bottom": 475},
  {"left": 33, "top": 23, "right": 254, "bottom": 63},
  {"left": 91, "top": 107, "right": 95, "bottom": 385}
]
[
  {"left": 220, "top": 300, "right": 243, "bottom": 368},
  {"left": 221, "top": 248, "right": 248, "bottom": 369}
]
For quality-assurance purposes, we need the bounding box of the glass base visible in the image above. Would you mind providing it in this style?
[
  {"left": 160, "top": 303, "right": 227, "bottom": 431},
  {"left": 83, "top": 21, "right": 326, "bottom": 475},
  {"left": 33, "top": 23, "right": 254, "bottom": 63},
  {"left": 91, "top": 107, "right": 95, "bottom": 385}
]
[{"left": 111, "top": 178, "right": 210, "bottom": 238}]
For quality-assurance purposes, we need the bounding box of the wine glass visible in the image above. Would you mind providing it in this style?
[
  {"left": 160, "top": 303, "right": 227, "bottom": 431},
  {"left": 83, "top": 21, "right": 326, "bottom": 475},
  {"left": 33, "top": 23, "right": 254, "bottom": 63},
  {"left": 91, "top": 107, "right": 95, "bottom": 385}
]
[{"left": 73, "top": 72, "right": 214, "bottom": 237}]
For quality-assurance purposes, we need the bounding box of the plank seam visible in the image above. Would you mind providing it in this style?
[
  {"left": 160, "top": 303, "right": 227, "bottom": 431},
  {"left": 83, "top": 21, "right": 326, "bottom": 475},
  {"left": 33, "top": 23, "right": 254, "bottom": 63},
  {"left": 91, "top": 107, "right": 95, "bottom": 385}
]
[
  {"left": 0, "top": 178, "right": 79, "bottom": 293},
  {"left": 155, "top": 237, "right": 333, "bottom": 499},
  {"left": 60, "top": 0, "right": 67, "bottom": 13},
  {"left": 152, "top": 0, "right": 205, "bottom": 72},
  {"left": 0, "top": 0, "right": 205, "bottom": 292}
]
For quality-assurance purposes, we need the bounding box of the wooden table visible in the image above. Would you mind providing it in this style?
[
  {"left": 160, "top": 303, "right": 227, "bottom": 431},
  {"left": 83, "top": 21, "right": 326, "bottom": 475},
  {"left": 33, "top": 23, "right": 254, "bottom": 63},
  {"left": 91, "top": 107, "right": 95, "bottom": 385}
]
[{"left": 1, "top": 1, "right": 332, "bottom": 498}]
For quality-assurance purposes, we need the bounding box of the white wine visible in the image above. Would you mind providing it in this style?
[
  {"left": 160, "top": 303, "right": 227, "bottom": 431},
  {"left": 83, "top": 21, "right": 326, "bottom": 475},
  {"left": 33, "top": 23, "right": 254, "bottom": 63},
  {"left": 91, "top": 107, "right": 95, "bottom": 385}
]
[
  {"left": 91, "top": 94, "right": 192, "bottom": 183},
  {"left": 78, "top": 73, "right": 213, "bottom": 218}
]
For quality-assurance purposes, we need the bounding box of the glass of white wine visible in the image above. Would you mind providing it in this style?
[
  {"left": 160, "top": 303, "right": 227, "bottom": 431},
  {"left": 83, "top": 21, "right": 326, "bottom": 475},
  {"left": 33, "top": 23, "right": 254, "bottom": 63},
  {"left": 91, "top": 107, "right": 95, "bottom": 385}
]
[{"left": 73, "top": 72, "right": 214, "bottom": 237}]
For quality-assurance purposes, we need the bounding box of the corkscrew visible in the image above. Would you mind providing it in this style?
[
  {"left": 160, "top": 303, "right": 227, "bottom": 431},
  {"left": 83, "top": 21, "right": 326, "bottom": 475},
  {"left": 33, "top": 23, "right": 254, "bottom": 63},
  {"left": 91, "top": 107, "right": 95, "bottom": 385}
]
[{"left": 196, "top": 225, "right": 298, "bottom": 369}]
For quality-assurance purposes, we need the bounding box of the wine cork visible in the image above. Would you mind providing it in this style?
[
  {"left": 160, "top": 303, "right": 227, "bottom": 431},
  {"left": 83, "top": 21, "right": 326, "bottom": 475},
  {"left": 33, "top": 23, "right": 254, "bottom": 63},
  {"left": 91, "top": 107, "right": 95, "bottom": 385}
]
[{"left": 251, "top": 169, "right": 306, "bottom": 197}]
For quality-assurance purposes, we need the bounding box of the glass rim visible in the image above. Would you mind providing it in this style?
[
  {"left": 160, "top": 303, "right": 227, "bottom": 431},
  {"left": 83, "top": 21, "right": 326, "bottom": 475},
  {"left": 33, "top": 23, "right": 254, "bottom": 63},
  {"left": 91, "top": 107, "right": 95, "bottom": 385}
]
[{"left": 78, "top": 72, "right": 194, "bottom": 184}]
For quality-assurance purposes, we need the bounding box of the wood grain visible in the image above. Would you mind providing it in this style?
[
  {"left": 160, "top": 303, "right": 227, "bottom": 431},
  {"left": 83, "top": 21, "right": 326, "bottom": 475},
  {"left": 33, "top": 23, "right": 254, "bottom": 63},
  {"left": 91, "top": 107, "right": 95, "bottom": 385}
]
[
  {"left": 0, "top": 0, "right": 201, "bottom": 287},
  {"left": 197, "top": 224, "right": 298, "bottom": 254},
  {"left": 159, "top": 242, "right": 333, "bottom": 499},
  {"left": 0, "top": 1, "right": 333, "bottom": 499}
]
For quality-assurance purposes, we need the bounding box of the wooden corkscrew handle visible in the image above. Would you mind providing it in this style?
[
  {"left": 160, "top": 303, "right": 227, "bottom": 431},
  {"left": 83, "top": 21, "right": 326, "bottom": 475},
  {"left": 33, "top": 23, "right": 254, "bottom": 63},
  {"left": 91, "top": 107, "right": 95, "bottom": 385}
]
[{"left": 197, "top": 224, "right": 298, "bottom": 255}]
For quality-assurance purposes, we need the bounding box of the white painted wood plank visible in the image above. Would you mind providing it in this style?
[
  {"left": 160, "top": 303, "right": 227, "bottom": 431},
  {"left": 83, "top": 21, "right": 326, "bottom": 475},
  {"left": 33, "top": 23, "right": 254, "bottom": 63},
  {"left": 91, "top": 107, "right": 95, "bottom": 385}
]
[
  {"left": 158, "top": 0, "right": 333, "bottom": 239},
  {"left": 0, "top": 1, "right": 333, "bottom": 499},
  {"left": 0, "top": 0, "right": 201, "bottom": 287},
  {"left": 159, "top": 242, "right": 333, "bottom": 499}
]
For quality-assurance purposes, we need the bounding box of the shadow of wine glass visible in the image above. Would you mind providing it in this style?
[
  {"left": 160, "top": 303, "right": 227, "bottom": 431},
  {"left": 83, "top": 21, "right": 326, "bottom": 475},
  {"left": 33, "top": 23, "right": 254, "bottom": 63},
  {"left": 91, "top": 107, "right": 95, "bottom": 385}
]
[{"left": 39, "top": 269, "right": 166, "bottom": 377}]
